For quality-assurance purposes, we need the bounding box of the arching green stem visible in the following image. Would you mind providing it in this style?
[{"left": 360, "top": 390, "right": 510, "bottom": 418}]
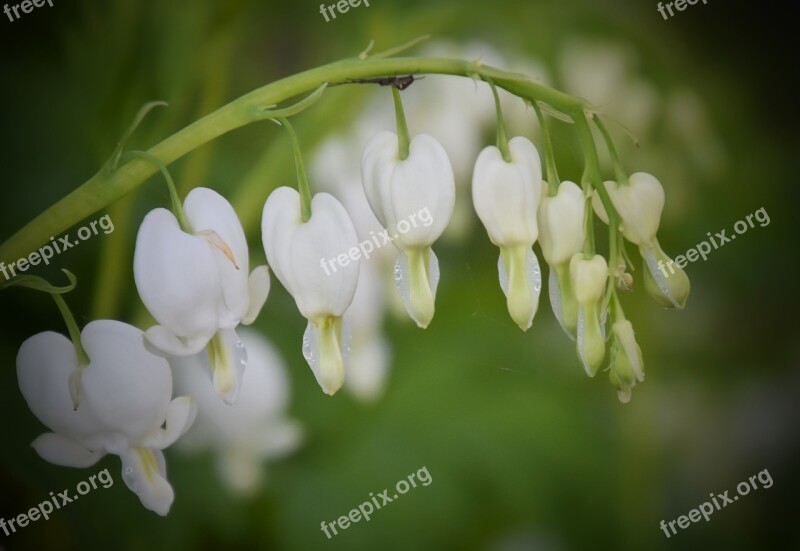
[
  {"left": 0, "top": 55, "right": 586, "bottom": 266},
  {"left": 594, "top": 115, "right": 629, "bottom": 186}
]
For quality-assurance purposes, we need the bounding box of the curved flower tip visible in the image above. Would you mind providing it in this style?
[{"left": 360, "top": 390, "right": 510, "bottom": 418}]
[
  {"left": 31, "top": 432, "right": 104, "bottom": 468},
  {"left": 608, "top": 320, "right": 645, "bottom": 403},
  {"left": 303, "top": 317, "right": 347, "bottom": 395},
  {"left": 641, "top": 241, "right": 690, "bottom": 309},
  {"left": 394, "top": 247, "right": 439, "bottom": 328},
  {"left": 208, "top": 329, "right": 247, "bottom": 405},
  {"left": 497, "top": 245, "right": 542, "bottom": 331},
  {"left": 242, "top": 265, "right": 271, "bottom": 325},
  {"left": 121, "top": 448, "right": 174, "bottom": 516}
]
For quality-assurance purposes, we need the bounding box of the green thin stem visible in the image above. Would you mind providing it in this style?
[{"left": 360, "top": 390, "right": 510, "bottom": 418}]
[
  {"left": 120, "top": 150, "right": 190, "bottom": 232},
  {"left": 531, "top": 100, "right": 559, "bottom": 195},
  {"left": 594, "top": 115, "right": 628, "bottom": 186},
  {"left": 487, "top": 79, "right": 511, "bottom": 162},
  {"left": 0, "top": 55, "right": 585, "bottom": 266},
  {"left": 391, "top": 87, "right": 411, "bottom": 160},
  {"left": 51, "top": 293, "right": 90, "bottom": 366},
  {"left": 277, "top": 117, "right": 313, "bottom": 222}
]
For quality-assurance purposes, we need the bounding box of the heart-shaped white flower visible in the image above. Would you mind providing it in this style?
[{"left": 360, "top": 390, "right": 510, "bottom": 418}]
[
  {"left": 361, "top": 131, "right": 455, "bottom": 328},
  {"left": 17, "top": 320, "right": 196, "bottom": 516},
  {"left": 134, "top": 187, "right": 270, "bottom": 404},
  {"left": 262, "top": 187, "right": 360, "bottom": 395},
  {"left": 472, "top": 137, "right": 543, "bottom": 330},
  {"left": 593, "top": 172, "right": 665, "bottom": 248}
]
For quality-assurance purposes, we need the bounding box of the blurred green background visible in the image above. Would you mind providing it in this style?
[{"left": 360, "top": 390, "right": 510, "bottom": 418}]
[{"left": 0, "top": 0, "right": 797, "bottom": 549}]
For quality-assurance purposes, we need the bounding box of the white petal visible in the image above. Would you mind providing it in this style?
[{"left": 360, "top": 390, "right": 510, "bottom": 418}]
[
  {"left": 360, "top": 130, "right": 399, "bottom": 227},
  {"left": 143, "top": 325, "right": 214, "bottom": 358},
  {"left": 134, "top": 208, "right": 223, "bottom": 338},
  {"left": 140, "top": 397, "right": 197, "bottom": 449},
  {"left": 262, "top": 187, "right": 303, "bottom": 296},
  {"left": 80, "top": 321, "right": 173, "bottom": 440},
  {"left": 31, "top": 432, "right": 104, "bottom": 467},
  {"left": 287, "top": 193, "right": 360, "bottom": 318},
  {"left": 241, "top": 265, "right": 271, "bottom": 325},
  {"left": 389, "top": 134, "right": 455, "bottom": 246},
  {"left": 184, "top": 188, "right": 250, "bottom": 325},
  {"left": 120, "top": 447, "right": 174, "bottom": 516},
  {"left": 17, "top": 331, "right": 104, "bottom": 439},
  {"left": 472, "top": 138, "right": 541, "bottom": 246},
  {"left": 538, "top": 180, "right": 585, "bottom": 266}
]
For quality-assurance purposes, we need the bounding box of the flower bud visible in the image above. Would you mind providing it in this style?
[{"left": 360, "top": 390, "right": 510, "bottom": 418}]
[
  {"left": 607, "top": 319, "right": 645, "bottom": 403},
  {"left": 640, "top": 240, "right": 690, "bottom": 309},
  {"left": 569, "top": 253, "right": 608, "bottom": 376},
  {"left": 539, "top": 181, "right": 585, "bottom": 267}
]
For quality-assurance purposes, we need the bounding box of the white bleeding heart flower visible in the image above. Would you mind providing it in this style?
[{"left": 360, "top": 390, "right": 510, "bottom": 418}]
[
  {"left": 569, "top": 253, "right": 608, "bottom": 376},
  {"left": 134, "top": 187, "right": 270, "bottom": 405},
  {"left": 262, "top": 187, "right": 360, "bottom": 396},
  {"left": 607, "top": 319, "right": 644, "bottom": 403},
  {"left": 593, "top": 173, "right": 690, "bottom": 309},
  {"left": 472, "top": 136, "right": 543, "bottom": 330},
  {"left": 593, "top": 173, "right": 663, "bottom": 248},
  {"left": 172, "top": 328, "right": 301, "bottom": 494},
  {"left": 538, "top": 180, "right": 586, "bottom": 336},
  {"left": 16, "top": 320, "right": 196, "bottom": 516},
  {"left": 361, "top": 131, "right": 455, "bottom": 329}
]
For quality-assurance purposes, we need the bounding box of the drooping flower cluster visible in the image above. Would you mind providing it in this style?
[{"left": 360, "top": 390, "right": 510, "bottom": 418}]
[{"left": 9, "top": 50, "right": 693, "bottom": 518}]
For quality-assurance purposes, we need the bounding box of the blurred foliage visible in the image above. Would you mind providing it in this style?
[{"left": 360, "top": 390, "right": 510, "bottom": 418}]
[{"left": 0, "top": 0, "right": 797, "bottom": 550}]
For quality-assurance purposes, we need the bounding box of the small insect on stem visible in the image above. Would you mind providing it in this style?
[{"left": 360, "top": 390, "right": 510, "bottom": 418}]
[{"left": 334, "top": 75, "right": 420, "bottom": 90}]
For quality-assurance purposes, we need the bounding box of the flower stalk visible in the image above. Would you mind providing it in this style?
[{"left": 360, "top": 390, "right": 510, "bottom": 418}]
[{"left": 0, "top": 55, "right": 585, "bottom": 267}]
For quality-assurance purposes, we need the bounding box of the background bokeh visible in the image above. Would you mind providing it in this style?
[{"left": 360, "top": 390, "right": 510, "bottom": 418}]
[{"left": 0, "top": 0, "right": 797, "bottom": 549}]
